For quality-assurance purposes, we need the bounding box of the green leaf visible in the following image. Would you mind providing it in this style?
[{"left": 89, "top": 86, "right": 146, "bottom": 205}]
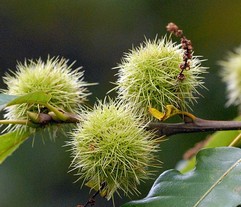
[
  {"left": 122, "top": 147, "right": 241, "bottom": 207},
  {"left": 7, "top": 91, "right": 52, "bottom": 106},
  {"left": 181, "top": 115, "right": 241, "bottom": 173},
  {"left": 0, "top": 92, "right": 52, "bottom": 111},
  {"left": 0, "top": 94, "right": 18, "bottom": 110},
  {"left": 0, "top": 130, "right": 32, "bottom": 164}
]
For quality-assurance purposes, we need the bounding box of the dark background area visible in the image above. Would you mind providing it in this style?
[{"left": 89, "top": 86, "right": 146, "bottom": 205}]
[{"left": 0, "top": 1, "right": 241, "bottom": 207}]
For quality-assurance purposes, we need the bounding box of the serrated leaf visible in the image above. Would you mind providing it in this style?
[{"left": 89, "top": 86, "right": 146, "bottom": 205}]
[
  {"left": 0, "top": 94, "right": 18, "bottom": 111},
  {"left": 0, "top": 130, "right": 32, "bottom": 164},
  {"left": 122, "top": 147, "right": 241, "bottom": 207}
]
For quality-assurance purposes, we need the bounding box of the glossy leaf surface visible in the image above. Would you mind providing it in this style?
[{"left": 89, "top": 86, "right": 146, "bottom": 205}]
[{"left": 122, "top": 147, "right": 241, "bottom": 207}]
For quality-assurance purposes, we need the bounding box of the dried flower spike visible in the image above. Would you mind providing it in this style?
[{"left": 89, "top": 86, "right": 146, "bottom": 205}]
[
  {"left": 114, "top": 36, "right": 206, "bottom": 118},
  {"left": 167, "top": 22, "right": 193, "bottom": 80},
  {"left": 69, "top": 99, "right": 160, "bottom": 200},
  {"left": 3, "top": 56, "right": 92, "bottom": 131}
]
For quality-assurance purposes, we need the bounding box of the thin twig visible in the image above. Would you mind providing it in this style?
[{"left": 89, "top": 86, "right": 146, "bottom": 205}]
[
  {"left": 148, "top": 117, "right": 241, "bottom": 136},
  {"left": 2, "top": 112, "right": 241, "bottom": 137},
  {"left": 76, "top": 182, "right": 106, "bottom": 207}
]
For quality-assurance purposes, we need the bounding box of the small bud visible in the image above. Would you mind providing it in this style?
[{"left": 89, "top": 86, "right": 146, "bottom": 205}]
[
  {"left": 166, "top": 22, "right": 179, "bottom": 34},
  {"left": 183, "top": 54, "right": 189, "bottom": 60},
  {"left": 176, "top": 29, "right": 183, "bottom": 37},
  {"left": 179, "top": 63, "right": 186, "bottom": 70},
  {"left": 187, "top": 53, "right": 192, "bottom": 59},
  {"left": 186, "top": 60, "right": 192, "bottom": 69},
  {"left": 182, "top": 44, "right": 188, "bottom": 50},
  {"left": 181, "top": 38, "right": 187, "bottom": 44},
  {"left": 178, "top": 73, "right": 185, "bottom": 80},
  {"left": 187, "top": 45, "right": 193, "bottom": 51},
  {"left": 27, "top": 111, "right": 52, "bottom": 124},
  {"left": 186, "top": 40, "right": 192, "bottom": 45}
]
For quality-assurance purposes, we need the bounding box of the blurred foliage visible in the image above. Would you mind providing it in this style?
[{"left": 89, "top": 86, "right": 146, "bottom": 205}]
[{"left": 0, "top": 0, "right": 241, "bottom": 206}]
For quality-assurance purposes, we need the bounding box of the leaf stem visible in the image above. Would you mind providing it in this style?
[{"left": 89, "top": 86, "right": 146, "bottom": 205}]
[
  {"left": 76, "top": 182, "right": 106, "bottom": 207},
  {"left": 0, "top": 119, "right": 28, "bottom": 125},
  {"left": 0, "top": 119, "right": 38, "bottom": 128}
]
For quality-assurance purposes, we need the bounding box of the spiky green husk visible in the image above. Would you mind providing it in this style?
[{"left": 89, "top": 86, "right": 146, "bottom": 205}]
[
  {"left": 3, "top": 57, "right": 91, "bottom": 130},
  {"left": 220, "top": 45, "right": 241, "bottom": 109},
  {"left": 115, "top": 37, "right": 206, "bottom": 119},
  {"left": 69, "top": 99, "right": 160, "bottom": 199}
]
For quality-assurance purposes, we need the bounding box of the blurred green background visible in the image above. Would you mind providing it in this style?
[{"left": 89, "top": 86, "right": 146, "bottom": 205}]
[{"left": 0, "top": 1, "right": 241, "bottom": 206}]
